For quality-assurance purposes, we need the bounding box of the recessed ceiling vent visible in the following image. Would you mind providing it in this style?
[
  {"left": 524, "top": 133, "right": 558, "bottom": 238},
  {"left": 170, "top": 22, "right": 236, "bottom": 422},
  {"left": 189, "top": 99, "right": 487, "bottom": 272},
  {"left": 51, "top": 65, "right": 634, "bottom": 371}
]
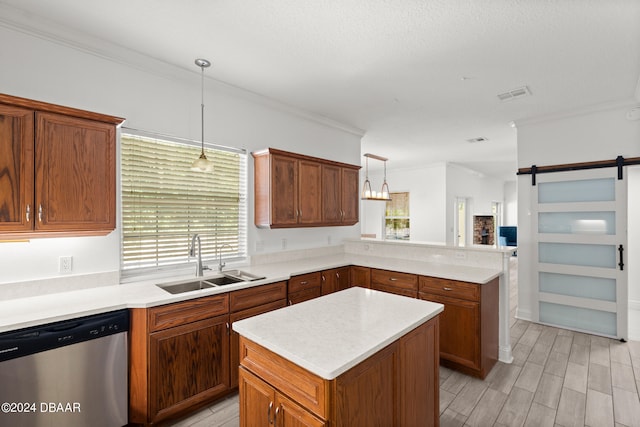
[
  {"left": 466, "top": 137, "right": 489, "bottom": 143},
  {"left": 497, "top": 86, "right": 531, "bottom": 101}
]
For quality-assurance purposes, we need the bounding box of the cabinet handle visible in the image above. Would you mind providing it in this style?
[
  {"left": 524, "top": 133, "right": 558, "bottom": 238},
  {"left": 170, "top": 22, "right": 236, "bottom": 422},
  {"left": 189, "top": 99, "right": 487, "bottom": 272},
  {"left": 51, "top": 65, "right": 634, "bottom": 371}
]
[
  {"left": 25, "top": 205, "right": 30, "bottom": 222},
  {"left": 299, "top": 209, "right": 302, "bottom": 218},
  {"left": 300, "top": 281, "right": 308, "bottom": 285},
  {"left": 38, "top": 204, "right": 43, "bottom": 222},
  {"left": 443, "top": 287, "right": 453, "bottom": 291},
  {"left": 267, "top": 401, "right": 273, "bottom": 424},
  {"left": 288, "top": 299, "right": 292, "bottom": 306},
  {"left": 321, "top": 275, "right": 325, "bottom": 282},
  {"left": 226, "top": 322, "right": 230, "bottom": 335},
  {"left": 336, "top": 272, "right": 340, "bottom": 279},
  {"left": 274, "top": 406, "right": 280, "bottom": 426},
  {"left": 389, "top": 277, "right": 398, "bottom": 281}
]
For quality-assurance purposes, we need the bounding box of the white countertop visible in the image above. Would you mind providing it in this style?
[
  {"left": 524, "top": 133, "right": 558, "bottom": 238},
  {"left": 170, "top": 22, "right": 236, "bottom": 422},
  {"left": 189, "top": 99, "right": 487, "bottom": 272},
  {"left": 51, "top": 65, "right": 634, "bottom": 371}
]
[
  {"left": 233, "top": 287, "right": 444, "bottom": 379},
  {"left": 0, "top": 253, "right": 499, "bottom": 334}
]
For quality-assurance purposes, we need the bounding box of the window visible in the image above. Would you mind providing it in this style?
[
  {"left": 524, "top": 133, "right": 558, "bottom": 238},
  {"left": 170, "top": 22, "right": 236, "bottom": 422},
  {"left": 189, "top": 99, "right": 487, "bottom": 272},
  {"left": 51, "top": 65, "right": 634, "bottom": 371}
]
[
  {"left": 120, "top": 132, "right": 247, "bottom": 277},
  {"left": 385, "top": 192, "right": 410, "bottom": 240}
]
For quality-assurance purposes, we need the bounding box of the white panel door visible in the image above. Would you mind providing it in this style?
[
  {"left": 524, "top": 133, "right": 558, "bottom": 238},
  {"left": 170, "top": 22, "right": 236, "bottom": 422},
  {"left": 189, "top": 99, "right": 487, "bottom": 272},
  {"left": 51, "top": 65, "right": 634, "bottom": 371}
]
[{"left": 533, "top": 168, "right": 627, "bottom": 340}]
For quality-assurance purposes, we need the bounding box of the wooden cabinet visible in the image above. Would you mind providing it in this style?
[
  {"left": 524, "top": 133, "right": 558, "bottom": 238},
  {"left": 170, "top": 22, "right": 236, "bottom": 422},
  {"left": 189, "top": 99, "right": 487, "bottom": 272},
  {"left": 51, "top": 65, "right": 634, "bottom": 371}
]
[
  {"left": 419, "top": 276, "right": 499, "bottom": 379},
  {"left": 371, "top": 268, "right": 418, "bottom": 298},
  {"left": 288, "top": 272, "right": 322, "bottom": 305},
  {"left": 230, "top": 281, "right": 287, "bottom": 388},
  {"left": 0, "top": 94, "right": 123, "bottom": 239},
  {"left": 349, "top": 266, "right": 371, "bottom": 288},
  {"left": 240, "top": 369, "right": 326, "bottom": 427},
  {"left": 239, "top": 315, "right": 440, "bottom": 427},
  {"left": 253, "top": 148, "right": 360, "bottom": 228},
  {"left": 131, "top": 282, "right": 290, "bottom": 424},
  {"left": 130, "top": 294, "right": 231, "bottom": 425},
  {"left": 322, "top": 165, "right": 359, "bottom": 225},
  {"left": 320, "top": 266, "right": 350, "bottom": 295}
]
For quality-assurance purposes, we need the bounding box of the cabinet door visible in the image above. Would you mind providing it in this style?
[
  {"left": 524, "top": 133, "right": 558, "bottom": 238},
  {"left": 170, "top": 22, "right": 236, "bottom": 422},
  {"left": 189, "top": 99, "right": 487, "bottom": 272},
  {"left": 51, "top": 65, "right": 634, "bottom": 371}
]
[
  {"left": 420, "top": 292, "right": 480, "bottom": 371},
  {"left": 349, "top": 266, "right": 371, "bottom": 288},
  {"left": 149, "top": 315, "right": 230, "bottom": 422},
  {"left": 276, "top": 392, "right": 326, "bottom": 427},
  {"left": 321, "top": 269, "right": 337, "bottom": 295},
  {"left": 0, "top": 105, "right": 34, "bottom": 232},
  {"left": 239, "top": 368, "right": 275, "bottom": 427},
  {"left": 335, "top": 266, "right": 350, "bottom": 292},
  {"left": 271, "top": 155, "right": 299, "bottom": 226},
  {"left": 341, "top": 168, "right": 359, "bottom": 224},
  {"left": 321, "top": 164, "right": 341, "bottom": 223},
  {"left": 298, "top": 160, "right": 322, "bottom": 224},
  {"left": 35, "top": 112, "right": 115, "bottom": 232}
]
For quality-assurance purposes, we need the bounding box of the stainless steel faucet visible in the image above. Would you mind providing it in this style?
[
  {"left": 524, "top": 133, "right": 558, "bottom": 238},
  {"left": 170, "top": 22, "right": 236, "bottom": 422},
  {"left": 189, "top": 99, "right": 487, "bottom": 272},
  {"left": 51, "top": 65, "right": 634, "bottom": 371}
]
[
  {"left": 218, "top": 243, "right": 232, "bottom": 272},
  {"left": 190, "top": 234, "right": 210, "bottom": 277}
]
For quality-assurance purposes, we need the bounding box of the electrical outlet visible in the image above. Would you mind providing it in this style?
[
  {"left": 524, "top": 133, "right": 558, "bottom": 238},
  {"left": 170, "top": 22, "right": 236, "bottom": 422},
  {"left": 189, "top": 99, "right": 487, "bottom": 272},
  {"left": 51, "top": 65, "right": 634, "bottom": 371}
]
[
  {"left": 59, "top": 256, "right": 73, "bottom": 273},
  {"left": 327, "top": 235, "right": 332, "bottom": 245},
  {"left": 255, "top": 241, "right": 264, "bottom": 252},
  {"left": 281, "top": 238, "right": 287, "bottom": 250}
]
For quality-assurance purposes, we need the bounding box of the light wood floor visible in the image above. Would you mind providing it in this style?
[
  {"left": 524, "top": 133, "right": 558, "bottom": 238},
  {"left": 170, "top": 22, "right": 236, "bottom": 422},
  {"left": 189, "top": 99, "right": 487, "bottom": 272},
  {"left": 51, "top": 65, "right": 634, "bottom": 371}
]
[{"left": 168, "top": 259, "right": 640, "bottom": 427}]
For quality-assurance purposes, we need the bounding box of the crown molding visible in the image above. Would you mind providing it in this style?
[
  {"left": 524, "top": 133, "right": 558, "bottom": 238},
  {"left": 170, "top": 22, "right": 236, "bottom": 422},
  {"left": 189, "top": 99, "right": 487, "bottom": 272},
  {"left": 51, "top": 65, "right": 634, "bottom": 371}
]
[
  {"left": 0, "top": 3, "right": 365, "bottom": 137},
  {"left": 513, "top": 97, "right": 639, "bottom": 128}
]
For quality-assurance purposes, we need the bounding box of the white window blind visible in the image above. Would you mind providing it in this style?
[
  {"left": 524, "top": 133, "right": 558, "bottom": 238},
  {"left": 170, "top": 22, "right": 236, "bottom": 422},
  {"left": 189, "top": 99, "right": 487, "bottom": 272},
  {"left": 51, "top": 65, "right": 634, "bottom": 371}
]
[{"left": 120, "top": 132, "right": 247, "bottom": 276}]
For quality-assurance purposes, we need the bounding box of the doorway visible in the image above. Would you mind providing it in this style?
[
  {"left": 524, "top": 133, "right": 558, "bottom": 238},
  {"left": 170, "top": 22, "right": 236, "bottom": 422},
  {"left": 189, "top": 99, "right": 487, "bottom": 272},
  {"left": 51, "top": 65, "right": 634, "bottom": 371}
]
[{"left": 455, "top": 198, "right": 467, "bottom": 246}]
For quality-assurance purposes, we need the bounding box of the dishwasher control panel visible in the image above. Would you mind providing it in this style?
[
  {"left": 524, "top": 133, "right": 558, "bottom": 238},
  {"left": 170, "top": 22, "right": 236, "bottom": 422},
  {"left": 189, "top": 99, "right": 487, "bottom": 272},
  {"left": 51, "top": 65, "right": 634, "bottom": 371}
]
[{"left": 0, "top": 309, "right": 129, "bottom": 362}]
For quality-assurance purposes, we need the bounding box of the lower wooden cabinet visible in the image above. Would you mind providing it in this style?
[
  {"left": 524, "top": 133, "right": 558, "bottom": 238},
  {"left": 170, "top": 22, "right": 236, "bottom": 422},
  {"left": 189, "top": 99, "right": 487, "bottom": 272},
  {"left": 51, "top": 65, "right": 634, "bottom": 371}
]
[
  {"left": 130, "top": 294, "right": 231, "bottom": 425},
  {"left": 149, "top": 315, "right": 230, "bottom": 420},
  {"left": 240, "top": 369, "right": 326, "bottom": 427},
  {"left": 371, "top": 268, "right": 418, "bottom": 298},
  {"left": 419, "top": 276, "right": 499, "bottom": 379},
  {"left": 239, "top": 316, "right": 440, "bottom": 427},
  {"left": 349, "top": 266, "right": 371, "bottom": 288},
  {"left": 320, "top": 266, "right": 350, "bottom": 295},
  {"left": 288, "top": 272, "right": 322, "bottom": 305}
]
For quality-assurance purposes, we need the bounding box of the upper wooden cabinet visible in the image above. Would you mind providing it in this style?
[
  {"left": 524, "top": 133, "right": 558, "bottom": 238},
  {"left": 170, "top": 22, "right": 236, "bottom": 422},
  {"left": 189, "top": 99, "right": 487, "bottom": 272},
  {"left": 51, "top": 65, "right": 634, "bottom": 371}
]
[
  {"left": 253, "top": 148, "right": 360, "bottom": 228},
  {"left": 0, "top": 94, "right": 124, "bottom": 238}
]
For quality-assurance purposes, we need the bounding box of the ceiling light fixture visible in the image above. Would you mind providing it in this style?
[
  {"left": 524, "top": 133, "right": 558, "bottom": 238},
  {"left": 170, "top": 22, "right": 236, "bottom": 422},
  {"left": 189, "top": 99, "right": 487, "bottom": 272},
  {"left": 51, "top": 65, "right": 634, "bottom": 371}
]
[
  {"left": 191, "top": 58, "right": 214, "bottom": 172},
  {"left": 361, "top": 153, "right": 391, "bottom": 201}
]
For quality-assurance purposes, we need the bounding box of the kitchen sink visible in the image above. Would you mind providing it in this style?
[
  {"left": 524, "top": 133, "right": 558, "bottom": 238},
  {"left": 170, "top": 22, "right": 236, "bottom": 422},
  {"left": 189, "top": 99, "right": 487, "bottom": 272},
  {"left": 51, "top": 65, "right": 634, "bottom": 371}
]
[
  {"left": 222, "top": 269, "right": 266, "bottom": 282},
  {"left": 156, "top": 270, "right": 264, "bottom": 294},
  {"left": 157, "top": 280, "right": 216, "bottom": 294},
  {"left": 207, "top": 275, "right": 244, "bottom": 286}
]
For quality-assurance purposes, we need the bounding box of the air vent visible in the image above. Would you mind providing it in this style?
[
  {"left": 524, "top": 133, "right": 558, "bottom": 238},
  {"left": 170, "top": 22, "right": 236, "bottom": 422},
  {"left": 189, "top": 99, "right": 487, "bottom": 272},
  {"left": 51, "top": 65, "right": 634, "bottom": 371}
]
[
  {"left": 466, "top": 137, "right": 489, "bottom": 143},
  {"left": 497, "top": 86, "right": 531, "bottom": 101}
]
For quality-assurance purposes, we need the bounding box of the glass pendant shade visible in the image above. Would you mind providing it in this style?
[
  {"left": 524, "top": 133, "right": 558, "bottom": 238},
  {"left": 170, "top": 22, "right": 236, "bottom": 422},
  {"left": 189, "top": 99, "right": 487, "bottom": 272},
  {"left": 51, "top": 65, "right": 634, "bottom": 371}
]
[{"left": 191, "top": 151, "right": 214, "bottom": 172}]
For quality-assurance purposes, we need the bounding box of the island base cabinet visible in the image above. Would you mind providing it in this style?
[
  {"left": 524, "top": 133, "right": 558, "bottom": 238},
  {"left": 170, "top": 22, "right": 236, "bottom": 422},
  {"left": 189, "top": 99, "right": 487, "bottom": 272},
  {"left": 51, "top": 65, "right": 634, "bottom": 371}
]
[
  {"left": 239, "top": 315, "right": 440, "bottom": 427},
  {"left": 240, "top": 369, "right": 326, "bottom": 427}
]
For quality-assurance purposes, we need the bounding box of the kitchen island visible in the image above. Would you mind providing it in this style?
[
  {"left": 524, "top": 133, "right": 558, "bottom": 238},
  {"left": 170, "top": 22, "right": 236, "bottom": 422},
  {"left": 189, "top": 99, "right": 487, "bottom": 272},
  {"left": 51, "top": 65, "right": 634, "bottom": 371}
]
[{"left": 233, "top": 287, "right": 444, "bottom": 427}]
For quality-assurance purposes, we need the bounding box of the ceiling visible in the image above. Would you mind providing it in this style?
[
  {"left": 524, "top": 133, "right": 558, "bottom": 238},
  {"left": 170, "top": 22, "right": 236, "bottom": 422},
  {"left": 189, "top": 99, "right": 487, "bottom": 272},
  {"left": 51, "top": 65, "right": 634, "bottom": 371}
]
[{"left": 2, "top": 0, "right": 640, "bottom": 181}]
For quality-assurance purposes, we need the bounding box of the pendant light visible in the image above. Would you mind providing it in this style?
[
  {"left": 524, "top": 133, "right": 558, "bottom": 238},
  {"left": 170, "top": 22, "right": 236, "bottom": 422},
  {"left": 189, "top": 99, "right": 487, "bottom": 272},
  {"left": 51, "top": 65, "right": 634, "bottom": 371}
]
[
  {"left": 191, "top": 58, "right": 214, "bottom": 172},
  {"left": 361, "top": 153, "right": 392, "bottom": 201}
]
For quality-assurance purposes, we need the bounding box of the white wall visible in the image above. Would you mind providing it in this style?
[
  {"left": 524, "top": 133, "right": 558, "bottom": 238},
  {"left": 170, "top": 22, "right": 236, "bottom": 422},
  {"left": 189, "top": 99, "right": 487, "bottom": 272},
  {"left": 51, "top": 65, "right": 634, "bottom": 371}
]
[
  {"left": 503, "top": 181, "right": 518, "bottom": 226},
  {"left": 360, "top": 162, "right": 505, "bottom": 244},
  {"left": 445, "top": 164, "right": 505, "bottom": 246},
  {"left": 0, "top": 26, "right": 362, "bottom": 285},
  {"left": 516, "top": 103, "right": 640, "bottom": 322}
]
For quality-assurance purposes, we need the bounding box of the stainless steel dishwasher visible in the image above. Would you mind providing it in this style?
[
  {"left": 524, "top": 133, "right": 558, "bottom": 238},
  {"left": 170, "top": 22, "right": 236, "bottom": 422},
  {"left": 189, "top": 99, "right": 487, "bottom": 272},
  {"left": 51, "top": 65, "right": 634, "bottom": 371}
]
[{"left": 0, "top": 309, "right": 129, "bottom": 427}]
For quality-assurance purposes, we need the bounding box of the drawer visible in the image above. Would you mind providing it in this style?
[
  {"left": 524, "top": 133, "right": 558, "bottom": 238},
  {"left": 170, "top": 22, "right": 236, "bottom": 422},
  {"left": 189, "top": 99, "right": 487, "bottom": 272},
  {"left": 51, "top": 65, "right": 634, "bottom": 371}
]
[
  {"left": 148, "top": 293, "right": 229, "bottom": 332},
  {"left": 230, "top": 281, "right": 287, "bottom": 312},
  {"left": 371, "top": 282, "right": 417, "bottom": 298},
  {"left": 371, "top": 269, "right": 418, "bottom": 291},
  {"left": 288, "top": 272, "right": 322, "bottom": 294},
  {"left": 288, "top": 287, "right": 322, "bottom": 305},
  {"left": 419, "top": 276, "right": 479, "bottom": 301},
  {"left": 239, "top": 336, "right": 328, "bottom": 419}
]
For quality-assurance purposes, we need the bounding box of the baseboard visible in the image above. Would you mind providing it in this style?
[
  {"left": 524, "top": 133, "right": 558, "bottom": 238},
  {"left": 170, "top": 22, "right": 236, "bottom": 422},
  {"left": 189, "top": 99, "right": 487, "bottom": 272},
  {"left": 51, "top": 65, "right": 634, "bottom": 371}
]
[{"left": 515, "top": 308, "right": 533, "bottom": 322}]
